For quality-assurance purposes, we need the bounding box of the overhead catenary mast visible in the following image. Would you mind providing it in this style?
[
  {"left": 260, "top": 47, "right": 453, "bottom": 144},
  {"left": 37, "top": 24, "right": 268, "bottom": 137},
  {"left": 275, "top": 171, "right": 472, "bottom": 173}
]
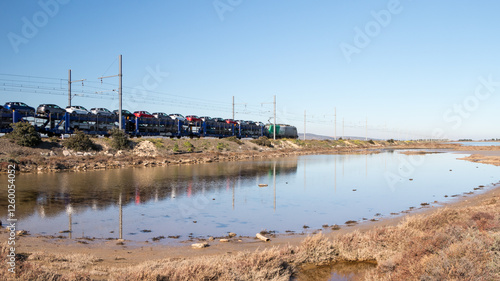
[
  {"left": 98, "top": 55, "right": 123, "bottom": 130},
  {"left": 67, "top": 69, "right": 86, "bottom": 108}
]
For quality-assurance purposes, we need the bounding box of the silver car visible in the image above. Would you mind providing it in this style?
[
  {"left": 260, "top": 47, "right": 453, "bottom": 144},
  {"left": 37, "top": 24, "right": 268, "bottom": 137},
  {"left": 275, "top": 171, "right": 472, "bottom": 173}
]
[
  {"left": 66, "top": 105, "right": 89, "bottom": 115},
  {"left": 90, "top": 107, "right": 114, "bottom": 116},
  {"left": 168, "top": 113, "right": 186, "bottom": 122}
]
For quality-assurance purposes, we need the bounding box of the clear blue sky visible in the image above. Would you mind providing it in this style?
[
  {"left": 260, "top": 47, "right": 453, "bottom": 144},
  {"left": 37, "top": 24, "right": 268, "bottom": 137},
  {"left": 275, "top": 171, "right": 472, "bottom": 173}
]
[{"left": 1, "top": 0, "right": 499, "bottom": 140}]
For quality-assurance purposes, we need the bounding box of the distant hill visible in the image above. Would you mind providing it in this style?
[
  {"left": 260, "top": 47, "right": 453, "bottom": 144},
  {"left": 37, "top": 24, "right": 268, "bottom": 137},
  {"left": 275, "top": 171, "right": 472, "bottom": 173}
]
[{"left": 298, "top": 133, "right": 376, "bottom": 141}]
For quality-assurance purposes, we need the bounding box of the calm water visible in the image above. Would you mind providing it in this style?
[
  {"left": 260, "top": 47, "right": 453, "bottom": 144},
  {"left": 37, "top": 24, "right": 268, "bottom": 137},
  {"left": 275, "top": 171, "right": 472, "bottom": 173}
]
[
  {"left": 1, "top": 151, "right": 498, "bottom": 242},
  {"left": 452, "top": 141, "right": 500, "bottom": 146}
]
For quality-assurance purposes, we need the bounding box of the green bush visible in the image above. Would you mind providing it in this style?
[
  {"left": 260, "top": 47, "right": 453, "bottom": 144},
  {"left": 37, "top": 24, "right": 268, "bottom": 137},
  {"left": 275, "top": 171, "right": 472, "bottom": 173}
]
[
  {"left": 172, "top": 143, "right": 179, "bottom": 152},
  {"left": 368, "top": 139, "right": 375, "bottom": 145},
  {"left": 225, "top": 136, "right": 243, "bottom": 145},
  {"left": 183, "top": 141, "right": 194, "bottom": 152},
  {"left": 251, "top": 136, "right": 272, "bottom": 147},
  {"left": 387, "top": 139, "right": 395, "bottom": 144},
  {"left": 293, "top": 139, "right": 306, "bottom": 146},
  {"left": 108, "top": 128, "right": 130, "bottom": 150},
  {"left": 216, "top": 142, "right": 227, "bottom": 151},
  {"left": 7, "top": 122, "right": 41, "bottom": 147},
  {"left": 63, "top": 130, "right": 95, "bottom": 151}
]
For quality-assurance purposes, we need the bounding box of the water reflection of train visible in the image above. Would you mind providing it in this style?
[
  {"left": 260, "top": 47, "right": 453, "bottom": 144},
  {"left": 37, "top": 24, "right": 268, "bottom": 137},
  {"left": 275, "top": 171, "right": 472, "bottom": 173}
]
[{"left": 0, "top": 158, "right": 299, "bottom": 219}]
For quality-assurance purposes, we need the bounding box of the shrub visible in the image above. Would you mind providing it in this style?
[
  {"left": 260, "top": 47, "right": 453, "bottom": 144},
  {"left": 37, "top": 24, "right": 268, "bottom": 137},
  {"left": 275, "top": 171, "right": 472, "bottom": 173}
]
[
  {"left": 7, "top": 122, "right": 41, "bottom": 147},
  {"left": 48, "top": 136, "right": 60, "bottom": 143},
  {"left": 108, "top": 128, "right": 130, "bottom": 150},
  {"left": 293, "top": 139, "right": 306, "bottom": 146},
  {"left": 63, "top": 130, "right": 94, "bottom": 151},
  {"left": 368, "top": 139, "right": 375, "bottom": 145},
  {"left": 225, "top": 136, "right": 243, "bottom": 145},
  {"left": 217, "top": 142, "right": 227, "bottom": 151},
  {"left": 172, "top": 143, "right": 179, "bottom": 152},
  {"left": 251, "top": 136, "right": 272, "bottom": 147},
  {"left": 183, "top": 141, "right": 194, "bottom": 152},
  {"left": 387, "top": 139, "right": 395, "bottom": 143}
]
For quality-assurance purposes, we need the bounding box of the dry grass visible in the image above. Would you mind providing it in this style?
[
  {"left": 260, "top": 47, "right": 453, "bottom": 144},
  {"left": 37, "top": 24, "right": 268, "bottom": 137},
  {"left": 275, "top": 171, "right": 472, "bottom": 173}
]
[{"left": 2, "top": 193, "right": 498, "bottom": 280}]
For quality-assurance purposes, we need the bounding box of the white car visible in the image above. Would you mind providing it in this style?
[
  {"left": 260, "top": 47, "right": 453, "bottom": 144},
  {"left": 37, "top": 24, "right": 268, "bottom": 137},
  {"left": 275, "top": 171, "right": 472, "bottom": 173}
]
[
  {"left": 90, "top": 107, "right": 114, "bottom": 116},
  {"left": 66, "top": 105, "right": 89, "bottom": 115},
  {"left": 168, "top": 113, "right": 186, "bottom": 122}
]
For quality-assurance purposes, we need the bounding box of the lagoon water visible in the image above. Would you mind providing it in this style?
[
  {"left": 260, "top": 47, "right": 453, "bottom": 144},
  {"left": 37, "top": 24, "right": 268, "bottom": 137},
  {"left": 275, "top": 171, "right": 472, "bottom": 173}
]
[
  {"left": 452, "top": 141, "right": 500, "bottom": 146},
  {"left": 1, "top": 150, "right": 499, "bottom": 242}
]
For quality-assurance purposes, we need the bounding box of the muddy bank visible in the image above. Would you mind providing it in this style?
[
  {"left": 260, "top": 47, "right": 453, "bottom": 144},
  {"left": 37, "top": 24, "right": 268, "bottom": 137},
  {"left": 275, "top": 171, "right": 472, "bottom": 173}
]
[{"left": 0, "top": 138, "right": 456, "bottom": 174}]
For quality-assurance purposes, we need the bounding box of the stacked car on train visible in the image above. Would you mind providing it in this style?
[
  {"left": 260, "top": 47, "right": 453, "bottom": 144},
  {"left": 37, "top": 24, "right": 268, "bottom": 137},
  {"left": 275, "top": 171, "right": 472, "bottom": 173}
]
[{"left": 0, "top": 101, "right": 299, "bottom": 139}]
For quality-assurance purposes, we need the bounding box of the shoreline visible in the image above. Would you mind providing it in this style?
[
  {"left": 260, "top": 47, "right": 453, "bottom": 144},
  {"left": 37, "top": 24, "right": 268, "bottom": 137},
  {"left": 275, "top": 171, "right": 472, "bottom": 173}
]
[
  {"left": 1, "top": 138, "right": 470, "bottom": 174},
  {"left": 1, "top": 145, "right": 500, "bottom": 279}
]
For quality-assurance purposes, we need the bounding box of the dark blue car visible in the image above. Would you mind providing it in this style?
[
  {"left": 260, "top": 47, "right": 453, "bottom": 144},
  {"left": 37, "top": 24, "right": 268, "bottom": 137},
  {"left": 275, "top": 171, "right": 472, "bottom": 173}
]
[{"left": 4, "top": 102, "right": 35, "bottom": 114}]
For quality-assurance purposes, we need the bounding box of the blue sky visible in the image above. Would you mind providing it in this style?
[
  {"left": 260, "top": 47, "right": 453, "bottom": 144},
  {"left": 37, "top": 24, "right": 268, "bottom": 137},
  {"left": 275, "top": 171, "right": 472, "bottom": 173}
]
[{"left": 1, "top": 0, "right": 500, "bottom": 140}]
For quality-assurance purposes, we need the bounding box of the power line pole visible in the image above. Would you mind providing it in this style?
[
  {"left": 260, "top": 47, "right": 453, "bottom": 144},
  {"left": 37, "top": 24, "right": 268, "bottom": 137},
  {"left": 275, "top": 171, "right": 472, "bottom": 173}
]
[
  {"left": 273, "top": 95, "right": 276, "bottom": 140},
  {"left": 342, "top": 117, "right": 344, "bottom": 139},
  {"left": 68, "top": 70, "right": 71, "bottom": 107},
  {"left": 303, "top": 110, "right": 306, "bottom": 141},
  {"left": 67, "top": 69, "right": 86, "bottom": 108},
  {"left": 232, "top": 96, "right": 235, "bottom": 120},
  {"left": 98, "top": 55, "right": 123, "bottom": 130},
  {"left": 365, "top": 117, "right": 368, "bottom": 141},
  {"left": 334, "top": 107, "right": 337, "bottom": 140},
  {"left": 119, "top": 54, "right": 122, "bottom": 131}
]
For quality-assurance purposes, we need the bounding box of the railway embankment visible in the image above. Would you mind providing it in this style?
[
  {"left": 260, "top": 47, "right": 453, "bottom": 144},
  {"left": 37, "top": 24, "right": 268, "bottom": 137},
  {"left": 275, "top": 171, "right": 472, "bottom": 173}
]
[{"left": 0, "top": 136, "right": 461, "bottom": 173}]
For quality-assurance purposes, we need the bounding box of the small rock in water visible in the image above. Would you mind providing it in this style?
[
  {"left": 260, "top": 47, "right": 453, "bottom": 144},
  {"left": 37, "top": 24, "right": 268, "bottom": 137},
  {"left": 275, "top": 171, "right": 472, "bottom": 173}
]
[
  {"left": 16, "top": 230, "right": 28, "bottom": 236},
  {"left": 219, "top": 239, "right": 230, "bottom": 242},
  {"left": 152, "top": 236, "right": 165, "bottom": 241},
  {"left": 303, "top": 225, "right": 309, "bottom": 229},
  {"left": 193, "top": 221, "right": 197, "bottom": 223},
  {"left": 352, "top": 189, "right": 357, "bottom": 191},
  {"left": 191, "top": 243, "right": 209, "bottom": 249},
  {"left": 331, "top": 224, "right": 341, "bottom": 230},
  {"left": 228, "top": 232, "right": 237, "bottom": 238},
  {"left": 208, "top": 237, "right": 214, "bottom": 241}
]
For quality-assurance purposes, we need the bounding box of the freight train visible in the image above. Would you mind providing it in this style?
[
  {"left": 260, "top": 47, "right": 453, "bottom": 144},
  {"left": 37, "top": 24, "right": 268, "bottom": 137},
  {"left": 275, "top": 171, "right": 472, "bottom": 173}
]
[{"left": 0, "top": 104, "right": 298, "bottom": 139}]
